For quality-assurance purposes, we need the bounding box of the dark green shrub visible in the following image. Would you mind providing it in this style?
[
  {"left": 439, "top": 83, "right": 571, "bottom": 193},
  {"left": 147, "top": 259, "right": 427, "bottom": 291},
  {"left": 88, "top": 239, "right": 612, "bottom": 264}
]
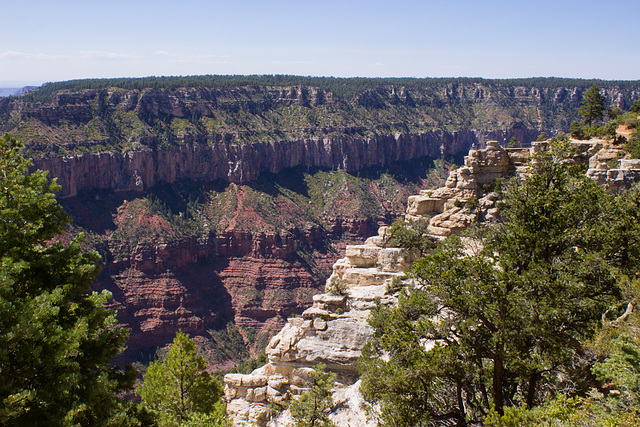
[
  {"left": 625, "top": 129, "right": 640, "bottom": 158},
  {"left": 465, "top": 197, "right": 479, "bottom": 210}
]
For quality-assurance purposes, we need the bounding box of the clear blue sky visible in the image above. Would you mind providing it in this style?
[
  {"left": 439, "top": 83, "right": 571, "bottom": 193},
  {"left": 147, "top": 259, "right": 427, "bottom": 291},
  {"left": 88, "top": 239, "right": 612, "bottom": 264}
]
[{"left": 1, "top": 0, "right": 639, "bottom": 86}]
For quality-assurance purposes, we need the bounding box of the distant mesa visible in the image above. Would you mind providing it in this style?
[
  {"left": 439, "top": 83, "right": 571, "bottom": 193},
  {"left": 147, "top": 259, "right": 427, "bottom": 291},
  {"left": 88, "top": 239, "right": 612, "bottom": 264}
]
[{"left": 0, "top": 86, "right": 38, "bottom": 97}]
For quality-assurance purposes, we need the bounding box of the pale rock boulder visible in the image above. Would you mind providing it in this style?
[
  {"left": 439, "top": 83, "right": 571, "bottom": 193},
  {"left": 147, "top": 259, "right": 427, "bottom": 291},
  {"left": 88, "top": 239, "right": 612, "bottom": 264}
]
[
  {"left": 587, "top": 147, "right": 640, "bottom": 191},
  {"left": 266, "top": 380, "right": 378, "bottom": 427},
  {"left": 619, "top": 159, "right": 640, "bottom": 170},
  {"left": 428, "top": 206, "right": 478, "bottom": 237},
  {"left": 428, "top": 185, "right": 462, "bottom": 202},
  {"left": 363, "top": 226, "right": 389, "bottom": 247},
  {"left": 465, "top": 140, "right": 511, "bottom": 184},
  {"left": 345, "top": 245, "right": 380, "bottom": 268},
  {"left": 377, "top": 247, "right": 417, "bottom": 272},
  {"left": 505, "top": 147, "right": 531, "bottom": 167},
  {"left": 454, "top": 166, "right": 478, "bottom": 190},
  {"left": 406, "top": 194, "right": 445, "bottom": 216},
  {"left": 589, "top": 147, "right": 622, "bottom": 169},
  {"left": 224, "top": 280, "right": 392, "bottom": 426}
]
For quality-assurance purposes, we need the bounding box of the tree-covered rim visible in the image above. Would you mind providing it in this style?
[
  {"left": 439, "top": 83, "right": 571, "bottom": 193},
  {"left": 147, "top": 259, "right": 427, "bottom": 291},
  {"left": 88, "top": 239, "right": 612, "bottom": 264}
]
[{"left": 20, "top": 75, "right": 640, "bottom": 104}]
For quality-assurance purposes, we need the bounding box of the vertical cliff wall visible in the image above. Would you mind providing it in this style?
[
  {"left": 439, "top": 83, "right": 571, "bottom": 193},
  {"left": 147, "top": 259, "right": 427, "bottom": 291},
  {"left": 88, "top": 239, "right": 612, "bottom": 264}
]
[{"left": 34, "top": 128, "right": 542, "bottom": 198}]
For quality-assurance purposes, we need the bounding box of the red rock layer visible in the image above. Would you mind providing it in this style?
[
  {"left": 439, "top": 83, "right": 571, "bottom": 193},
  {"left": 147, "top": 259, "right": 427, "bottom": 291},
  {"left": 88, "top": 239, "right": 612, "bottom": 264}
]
[{"left": 99, "top": 219, "right": 377, "bottom": 363}]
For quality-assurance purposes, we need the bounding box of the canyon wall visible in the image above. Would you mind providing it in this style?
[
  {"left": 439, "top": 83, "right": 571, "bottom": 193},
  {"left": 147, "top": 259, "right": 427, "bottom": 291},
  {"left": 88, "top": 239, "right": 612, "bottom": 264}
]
[
  {"left": 96, "top": 206, "right": 384, "bottom": 364},
  {"left": 33, "top": 128, "right": 541, "bottom": 198}
]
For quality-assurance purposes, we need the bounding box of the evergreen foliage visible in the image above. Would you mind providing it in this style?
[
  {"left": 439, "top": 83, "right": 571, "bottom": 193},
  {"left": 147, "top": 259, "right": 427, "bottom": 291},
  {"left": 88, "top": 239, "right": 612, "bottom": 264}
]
[
  {"left": 625, "top": 128, "right": 640, "bottom": 158},
  {"left": 0, "top": 134, "right": 142, "bottom": 426},
  {"left": 579, "top": 85, "right": 606, "bottom": 126},
  {"left": 385, "top": 217, "right": 436, "bottom": 257},
  {"left": 136, "top": 331, "right": 225, "bottom": 427},
  {"left": 359, "top": 141, "right": 640, "bottom": 426},
  {"left": 290, "top": 363, "right": 336, "bottom": 427}
]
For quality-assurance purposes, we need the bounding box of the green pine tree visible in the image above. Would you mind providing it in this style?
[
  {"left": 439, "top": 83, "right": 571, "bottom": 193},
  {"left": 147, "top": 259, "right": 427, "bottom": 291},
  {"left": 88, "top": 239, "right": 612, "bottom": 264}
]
[
  {"left": 579, "top": 85, "right": 606, "bottom": 126},
  {"left": 0, "top": 134, "right": 138, "bottom": 426},
  {"left": 136, "top": 331, "right": 224, "bottom": 427}
]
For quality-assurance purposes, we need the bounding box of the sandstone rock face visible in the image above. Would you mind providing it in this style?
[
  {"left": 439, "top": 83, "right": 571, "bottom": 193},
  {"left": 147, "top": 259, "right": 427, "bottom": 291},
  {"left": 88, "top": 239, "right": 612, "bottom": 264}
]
[
  {"left": 406, "top": 194, "right": 445, "bottom": 216},
  {"left": 32, "top": 130, "right": 483, "bottom": 198},
  {"left": 586, "top": 144, "right": 640, "bottom": 192},
  {"left": 29, "top": 125, "right": 550, "bottom": 199},
  {"left": 466, "top": 140, "right": 511, "bottom": 185},
  {"left": 404, "top": 141, "right": 511, "bottom": 236}
]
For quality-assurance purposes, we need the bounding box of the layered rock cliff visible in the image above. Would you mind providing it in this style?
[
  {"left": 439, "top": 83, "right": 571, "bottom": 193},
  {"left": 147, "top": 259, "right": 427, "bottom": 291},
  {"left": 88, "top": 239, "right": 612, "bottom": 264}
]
[
  {"left": 3, "top": 77, "right": 633, "bottom": 199},
  {"left": 6, "top": 77, "right": 635, "bottom": 201},
  {"left": 33, "top": 129, "right": 533, "bottom": 198}
]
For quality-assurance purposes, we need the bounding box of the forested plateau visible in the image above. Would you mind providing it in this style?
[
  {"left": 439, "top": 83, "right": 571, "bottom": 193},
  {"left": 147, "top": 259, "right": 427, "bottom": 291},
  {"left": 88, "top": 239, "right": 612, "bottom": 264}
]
[{"left": 2, "top": 76, "right": 640, "bottom": 368}]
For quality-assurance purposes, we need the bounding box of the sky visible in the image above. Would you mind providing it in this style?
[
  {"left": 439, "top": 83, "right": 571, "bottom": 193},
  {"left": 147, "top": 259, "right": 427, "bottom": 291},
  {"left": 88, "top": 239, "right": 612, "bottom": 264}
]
[{"left": 1, "top": 0, "right": 639, "bottom": 86}]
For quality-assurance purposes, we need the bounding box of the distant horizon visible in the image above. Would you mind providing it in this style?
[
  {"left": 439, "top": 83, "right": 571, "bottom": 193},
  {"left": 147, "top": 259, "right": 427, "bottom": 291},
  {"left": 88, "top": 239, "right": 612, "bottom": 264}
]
[
  {"left": 2, "top": 1, "right": 638, "bottom": 84},
  {"left": 2, "top": 74, "right": 640, "bottom": 91}
]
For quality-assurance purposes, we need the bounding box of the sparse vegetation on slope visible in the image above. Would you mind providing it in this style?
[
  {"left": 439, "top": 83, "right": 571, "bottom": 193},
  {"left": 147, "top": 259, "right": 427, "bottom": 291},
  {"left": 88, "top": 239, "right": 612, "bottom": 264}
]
[{"left": 3, "top": 76, "right": 640, "bottom": 157}]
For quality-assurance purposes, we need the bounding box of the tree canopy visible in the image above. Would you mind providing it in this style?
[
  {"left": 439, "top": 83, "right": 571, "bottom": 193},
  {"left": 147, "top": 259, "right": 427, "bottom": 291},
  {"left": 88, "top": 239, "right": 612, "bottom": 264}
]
[
  {"left": 0, "top": 134, "right": 138, "bottom": 426},
  {"left": 136, "top": 331, "right": 224, "bottom": 427},
  {"left": 359, "top": 141, "right": 640, "bottom": 426}
]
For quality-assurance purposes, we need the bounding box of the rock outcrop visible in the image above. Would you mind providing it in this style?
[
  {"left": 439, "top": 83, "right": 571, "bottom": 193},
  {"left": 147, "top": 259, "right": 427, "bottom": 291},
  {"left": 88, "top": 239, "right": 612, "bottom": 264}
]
[
  {"left": 224, "top": 226, "right": 403, "bottom": 426},
  {"left": 406, "top": 140, "right": 517, "bottom": 236},
  {"left": 586, "top": 144, "right": 640, "bottom": 192},
  {"left": 224, "top": 138, "right": 640, "bottom": 426}
]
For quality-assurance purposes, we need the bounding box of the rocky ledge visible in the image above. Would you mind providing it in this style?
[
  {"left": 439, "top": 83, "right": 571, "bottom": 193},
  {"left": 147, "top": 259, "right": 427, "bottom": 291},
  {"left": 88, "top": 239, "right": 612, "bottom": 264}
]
[{"left": 223, "top": 138, "right": 640, "bottom": 426}]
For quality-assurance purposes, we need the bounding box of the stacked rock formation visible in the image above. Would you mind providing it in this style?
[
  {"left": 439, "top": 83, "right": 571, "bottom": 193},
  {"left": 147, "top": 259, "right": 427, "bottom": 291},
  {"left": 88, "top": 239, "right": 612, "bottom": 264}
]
[
  {"left": 223, "top": 139, "right": 640, "bottom": 426},
  {"left": 224, "top": 226, "right": 407, "bottom": 426},
  {"left": 405, "top": 140, "right": 517, "bottom": 236},
  {"left": 586, "top": 143, "right": 640, "bottom": 192}
]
